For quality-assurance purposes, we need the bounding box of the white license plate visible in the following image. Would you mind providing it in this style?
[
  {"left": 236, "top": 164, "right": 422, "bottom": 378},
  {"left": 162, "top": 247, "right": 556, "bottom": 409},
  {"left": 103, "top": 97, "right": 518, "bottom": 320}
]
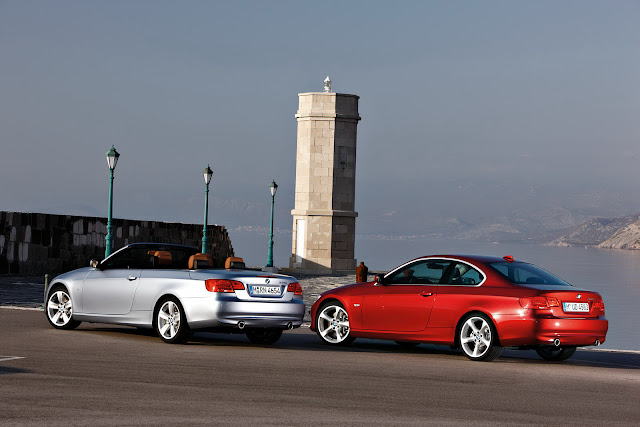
[
  {"left": 563, "top": 302, "right": 589, "bottom": 312},
  {"left": 250, "top": 285, "right": 281, "bottom": 296}
]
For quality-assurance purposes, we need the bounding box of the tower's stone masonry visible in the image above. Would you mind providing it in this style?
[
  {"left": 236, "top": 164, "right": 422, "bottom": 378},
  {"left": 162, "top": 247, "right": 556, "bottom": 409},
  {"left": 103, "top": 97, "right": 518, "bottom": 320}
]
[{"left": 290, "top": 91, "right": 360, "bottom": 271}]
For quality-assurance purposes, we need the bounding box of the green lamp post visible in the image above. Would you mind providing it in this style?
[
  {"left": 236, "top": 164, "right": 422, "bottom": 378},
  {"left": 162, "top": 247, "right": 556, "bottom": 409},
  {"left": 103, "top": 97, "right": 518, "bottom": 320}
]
[
  {"left": 266, "top": 180, "right": 278, "bottom": 268},
  {"left": 105, "top": 145, "right": 120, "bottom": 258},
  {"left": 202, "top": 165, "right": 213, "bottom": 253}
]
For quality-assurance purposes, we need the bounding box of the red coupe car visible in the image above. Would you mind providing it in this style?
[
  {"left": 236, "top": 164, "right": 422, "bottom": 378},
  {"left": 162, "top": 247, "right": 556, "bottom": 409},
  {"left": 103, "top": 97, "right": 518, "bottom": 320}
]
[{"left": 310, "top": 255, "right": 608, "bottom": 362}]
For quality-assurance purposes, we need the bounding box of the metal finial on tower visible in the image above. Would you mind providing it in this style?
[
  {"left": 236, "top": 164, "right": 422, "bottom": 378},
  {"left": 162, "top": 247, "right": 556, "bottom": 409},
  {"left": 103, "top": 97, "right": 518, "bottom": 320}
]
[{"left": 324, "top": 76, "right": 332, "bottom": 93}]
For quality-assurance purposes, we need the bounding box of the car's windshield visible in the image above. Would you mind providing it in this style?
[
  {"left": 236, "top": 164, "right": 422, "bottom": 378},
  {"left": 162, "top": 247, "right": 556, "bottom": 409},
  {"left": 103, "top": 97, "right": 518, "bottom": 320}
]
[
  {"left": 488, "top": 262, "right": 571, "bottom": 286},
  {"left": 102, "top": 245, "right": 199, "bottom": 269}
]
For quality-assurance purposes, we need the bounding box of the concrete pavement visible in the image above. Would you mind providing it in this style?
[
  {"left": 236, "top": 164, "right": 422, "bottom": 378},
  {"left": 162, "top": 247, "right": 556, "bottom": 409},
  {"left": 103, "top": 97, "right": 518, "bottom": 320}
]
[{"left": 1, "top": 308, "right": 639, "bottom": 426}]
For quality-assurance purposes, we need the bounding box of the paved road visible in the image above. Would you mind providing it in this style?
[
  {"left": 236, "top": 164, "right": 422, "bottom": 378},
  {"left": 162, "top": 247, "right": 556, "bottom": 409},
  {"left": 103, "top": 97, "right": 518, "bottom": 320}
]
[{"left": 1, "top": 308, "right": 639, "bottom": 426}]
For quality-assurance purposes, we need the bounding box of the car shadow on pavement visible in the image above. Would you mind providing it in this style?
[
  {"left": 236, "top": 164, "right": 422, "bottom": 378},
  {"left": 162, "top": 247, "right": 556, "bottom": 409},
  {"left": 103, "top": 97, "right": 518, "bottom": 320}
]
[
  {"left": 499, "top": 348, "right": 640, "bottom": 370},
  {"left": 276, "top": 334, "right": 640, "bottom": 370},
  {"left": 73, "top": 325, "right": 640, "bottom": 370},
  {"left": 0, "top": 366, "right": 31, "bottom": 375},
  {"left": 339, "top": 341, "right": 640, "bottom": 370},
  {"left": 195, "top": 332, "right": 640, "bottom": 369}
]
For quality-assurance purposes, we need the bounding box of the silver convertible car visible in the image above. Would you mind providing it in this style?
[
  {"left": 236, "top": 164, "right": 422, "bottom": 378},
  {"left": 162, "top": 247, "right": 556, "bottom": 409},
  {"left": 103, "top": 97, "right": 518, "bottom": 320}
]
[{"left": 45, "top": 243, "right": 305, "bottom": 344}]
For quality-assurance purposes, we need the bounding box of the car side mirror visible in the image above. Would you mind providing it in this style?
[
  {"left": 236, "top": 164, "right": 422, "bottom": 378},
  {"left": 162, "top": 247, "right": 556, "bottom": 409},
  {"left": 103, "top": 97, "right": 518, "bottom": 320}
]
[
  {"left": 375, "top": 274, "right": 386, "bottom": 285},
  {"left": 90, "top": 259, "right": 101, "bottom": 269}
]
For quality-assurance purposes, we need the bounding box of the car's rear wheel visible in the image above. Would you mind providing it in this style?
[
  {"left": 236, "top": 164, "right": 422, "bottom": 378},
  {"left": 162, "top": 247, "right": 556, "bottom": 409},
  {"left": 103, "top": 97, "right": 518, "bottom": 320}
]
[
  {"left": 536, "top": 346, "right": 577, "bottom": 361},
  {"left": 246, "top": 329, "right": 283, "bottom": 345},
  {"left": 154, "top": 297, "right": 192, "bottom": 344},
  {"left": 458, "top": 313, "right": 502, "bottom": 362},
  {"left": 316, "top": 302, "right": 355, "bottom": 345},
  {"left": 46, "top": 286, "right": 81, "bottom": 330}
]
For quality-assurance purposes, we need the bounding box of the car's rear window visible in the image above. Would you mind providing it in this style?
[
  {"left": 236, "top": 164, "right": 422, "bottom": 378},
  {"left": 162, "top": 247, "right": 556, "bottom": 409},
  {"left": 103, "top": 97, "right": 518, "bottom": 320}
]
[{"left": 487, "top": 262, "right": 571, "bottom": 286}]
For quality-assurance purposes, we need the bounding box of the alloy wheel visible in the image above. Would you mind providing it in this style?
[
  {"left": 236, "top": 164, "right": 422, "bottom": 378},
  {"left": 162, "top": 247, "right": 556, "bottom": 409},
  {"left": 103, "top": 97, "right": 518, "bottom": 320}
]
[
  {"left": 460, "top": 316, "right": 493, "bottom": 359},
  {"left": 157, "top": 300, "right": 181, "bottom": 340},
  {"left": 47, "top": 290, "right": 73, "bottom": 327},
  {"left": 317, "top": 304, "right": 351, "bottom": 344}
]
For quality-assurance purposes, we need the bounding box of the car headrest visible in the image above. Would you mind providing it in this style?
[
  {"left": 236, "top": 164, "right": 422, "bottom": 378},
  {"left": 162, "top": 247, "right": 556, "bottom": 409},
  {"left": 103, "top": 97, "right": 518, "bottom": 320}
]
[
  {"left": 225, "top": 257, "right": 245, "bottom": 269},
  {"left": 189, "top": 253, "right": 213, "bottom": 269},
  {"left": 154, "top": 251, "right": 172, "bottom": 266}
]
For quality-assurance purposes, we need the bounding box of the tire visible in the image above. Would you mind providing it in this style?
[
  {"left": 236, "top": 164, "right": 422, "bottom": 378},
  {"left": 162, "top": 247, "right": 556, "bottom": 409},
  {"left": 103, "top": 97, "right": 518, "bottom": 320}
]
[
  {"left": 45, "top": 285, "right": 81, "bottom": 330},
  {"left": 395, "top": 341, "right": 420, "bottom": 348},
  {"left": 315, "top": 301, "right": 355, "bottom": 345},
  {"left": 536, "top": 346, "right": 577, "bottom": 361},
  {"left": 154, "top": 297, "right": 192, "bottom": 344},
  {"left": 458, "top": 313, "right": 503, "bottom": 362},
  {"left": 246, "top": 329, "right": 283, "bottom": 345}
]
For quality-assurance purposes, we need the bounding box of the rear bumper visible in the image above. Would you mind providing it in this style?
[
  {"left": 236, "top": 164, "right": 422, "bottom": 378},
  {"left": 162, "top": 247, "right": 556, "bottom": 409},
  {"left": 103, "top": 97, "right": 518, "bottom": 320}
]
[
  {"left": 182, "top": 296, "right": 305, "bottom": 330},
  {"left": 497, "top": 314, "right": 608, "bottom": 347},
  {"left": 534, "top": 317, "right": 608, "bottom": 346}
]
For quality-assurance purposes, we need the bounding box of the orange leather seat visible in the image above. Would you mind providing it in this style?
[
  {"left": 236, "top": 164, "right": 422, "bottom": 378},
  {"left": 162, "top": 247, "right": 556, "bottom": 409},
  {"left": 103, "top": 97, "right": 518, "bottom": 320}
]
[
  {"left": 189, "top": 253, "right": 213, "bottom": 269},
  {"left": 154, "top": 251, "right": 172, "bottom": 266},
  {"left": 225, "top": 257, "right": 245, "bottom": 269}
]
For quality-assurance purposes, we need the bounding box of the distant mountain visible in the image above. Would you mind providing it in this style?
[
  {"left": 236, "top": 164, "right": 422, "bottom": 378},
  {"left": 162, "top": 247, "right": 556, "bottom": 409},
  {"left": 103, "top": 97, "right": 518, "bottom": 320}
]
[
  {"left": 356, "top": 206, "right": 602, "bottom": 244},
  {"left": 445, "top": 206, "right": 595, "bottom": 243},
  {"left": 598, "top": 218, "right": 640, "bottom": 250},
  {"left": 547, "top": 214, "right": 640, "bottom": 249}
]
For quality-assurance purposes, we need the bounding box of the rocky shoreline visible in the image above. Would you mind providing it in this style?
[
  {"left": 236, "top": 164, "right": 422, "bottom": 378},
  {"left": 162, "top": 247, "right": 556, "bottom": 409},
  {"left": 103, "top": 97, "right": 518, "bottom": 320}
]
[{"left": 547, "top": 214, "right": 640, "bottom": 250}]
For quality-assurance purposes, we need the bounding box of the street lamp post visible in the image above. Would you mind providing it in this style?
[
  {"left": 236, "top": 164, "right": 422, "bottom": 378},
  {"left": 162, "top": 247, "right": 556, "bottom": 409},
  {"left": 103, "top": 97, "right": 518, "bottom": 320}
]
[
  {"left": 105, "top": 145, "right": 120, "bottom": 258},
  {"left": 266, "top": 180, "right": 278, "bottom": 268},
  {"left": 202, "top": 165, "right": 213, "bottom": 253}
]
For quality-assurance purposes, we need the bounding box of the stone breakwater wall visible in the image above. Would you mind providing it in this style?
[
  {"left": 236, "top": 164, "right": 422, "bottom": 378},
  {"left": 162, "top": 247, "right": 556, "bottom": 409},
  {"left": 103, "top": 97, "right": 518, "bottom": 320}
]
[{"left": 0, "top": 211, "right": 234, "bottom": 274}]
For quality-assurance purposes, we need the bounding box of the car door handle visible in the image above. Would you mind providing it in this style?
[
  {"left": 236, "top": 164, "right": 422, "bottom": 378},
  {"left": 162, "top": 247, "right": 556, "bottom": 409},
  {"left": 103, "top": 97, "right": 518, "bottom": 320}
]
[
  {"left": 419, "top": 291, "right": 433, "bottom": 297},
  {"left": 127, "top": 276, "right": 137, "bottom": 281}
]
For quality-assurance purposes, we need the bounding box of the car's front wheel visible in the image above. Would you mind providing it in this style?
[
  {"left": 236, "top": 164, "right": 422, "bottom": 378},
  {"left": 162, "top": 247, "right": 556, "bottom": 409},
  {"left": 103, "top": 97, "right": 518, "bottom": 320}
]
[
  {"left": 46, "top": 286, "right": 81, "bottom": 330},
  {"left": 536, "top": 346, "right": 577, "bottom": 361},
  {"left": 246, "top": 329, "right": 283, "bottom": 345},
  {"left": 316, "top": 302, "right": 355, "bottom": 345},
  {"left": 458, "top": 313, "right": 502, "bottom": 361},
  {"left": 154, "top": 297, "right": 192, "bottom": 344}
]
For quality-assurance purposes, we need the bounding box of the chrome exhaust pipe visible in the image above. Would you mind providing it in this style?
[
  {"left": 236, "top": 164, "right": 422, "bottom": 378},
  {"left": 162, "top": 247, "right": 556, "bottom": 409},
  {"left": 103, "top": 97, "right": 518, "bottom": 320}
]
[
  {"left": 553, "top": 338, "right": 561, "bottom": 347},
  {"left": 286, "top": 322, "right": 293, "bottom": 330},
  {"left": 237, "top": 321, "right": 246, "bottom": 330},
  {"left": 594, "top": 339, "right": 600, "bottom": 346}
]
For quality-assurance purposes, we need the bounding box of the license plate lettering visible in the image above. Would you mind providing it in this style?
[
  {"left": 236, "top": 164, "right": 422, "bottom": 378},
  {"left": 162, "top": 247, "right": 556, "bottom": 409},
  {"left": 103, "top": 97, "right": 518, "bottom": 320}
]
[
  {"left": 250, "top": 286, "right": 281, "bottom": 296},
  {"left": 563, "top": 302, "right": 589, "bottom": 312}
]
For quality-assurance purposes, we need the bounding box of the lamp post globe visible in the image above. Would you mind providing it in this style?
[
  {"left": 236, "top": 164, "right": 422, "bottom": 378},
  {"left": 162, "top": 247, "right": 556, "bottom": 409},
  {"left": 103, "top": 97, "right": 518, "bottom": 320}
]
[
  {"left": 105, "top": 145, "right": 120, "bottom": 258},
  {"left": 266, "top": 180, "right": 278, "bottom": 268},
  {"left": 202, "top": 165, "right": 213, "bottom": 253}
]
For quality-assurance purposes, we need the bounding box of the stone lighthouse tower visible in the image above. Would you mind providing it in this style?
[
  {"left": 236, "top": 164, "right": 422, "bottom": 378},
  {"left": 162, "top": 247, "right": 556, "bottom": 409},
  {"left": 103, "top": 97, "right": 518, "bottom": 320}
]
[{"left": 289, "top": 78, "right": 361, "bottom": 271}]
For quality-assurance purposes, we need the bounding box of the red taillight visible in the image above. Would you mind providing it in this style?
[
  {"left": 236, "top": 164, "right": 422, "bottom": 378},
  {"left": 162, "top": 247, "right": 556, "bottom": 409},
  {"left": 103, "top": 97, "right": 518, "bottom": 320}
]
[
  {"left": 205, "top": 279, "right": 245, "bottom": 293},
  {"left": 519, "top": 295, "right": 555, "bottom": 309},
  {"left": 594, "top": 300, "right": 605, "bottom": 313},
  {"left": 547, "top": 297, "right": 560, "bottom": 307},
  {"left": 287, "top": 282, "right": 303, "bottom": 296}
]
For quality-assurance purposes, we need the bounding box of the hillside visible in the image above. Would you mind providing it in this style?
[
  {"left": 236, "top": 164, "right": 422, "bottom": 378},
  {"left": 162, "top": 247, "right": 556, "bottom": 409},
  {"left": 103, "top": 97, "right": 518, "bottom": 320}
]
[
  {"left": 598, "top": 219, "right": 640, "bottom": 249},
  {"left": 548, "top": 214, "right": 640, "bottom": 249}
]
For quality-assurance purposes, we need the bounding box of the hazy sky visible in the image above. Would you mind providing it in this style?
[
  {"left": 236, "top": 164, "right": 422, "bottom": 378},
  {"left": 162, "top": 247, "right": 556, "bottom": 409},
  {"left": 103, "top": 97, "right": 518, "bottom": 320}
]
[{"left": 2, "top": 1, "right": 639, "bottom": 245}]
